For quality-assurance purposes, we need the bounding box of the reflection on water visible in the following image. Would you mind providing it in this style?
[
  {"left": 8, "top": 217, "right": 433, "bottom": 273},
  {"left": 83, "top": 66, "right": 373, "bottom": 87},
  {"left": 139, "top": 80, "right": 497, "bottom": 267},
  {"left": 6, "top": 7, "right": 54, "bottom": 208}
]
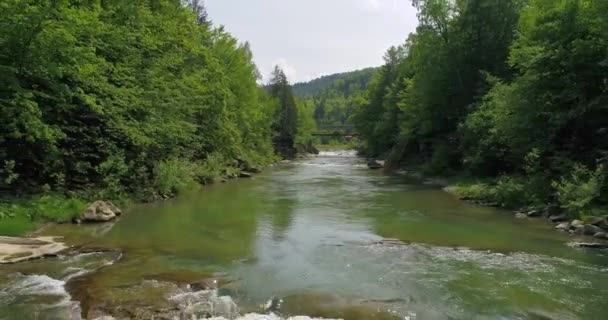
[{"left": 1, "top": 150, "right": 608, "bottom": 319}]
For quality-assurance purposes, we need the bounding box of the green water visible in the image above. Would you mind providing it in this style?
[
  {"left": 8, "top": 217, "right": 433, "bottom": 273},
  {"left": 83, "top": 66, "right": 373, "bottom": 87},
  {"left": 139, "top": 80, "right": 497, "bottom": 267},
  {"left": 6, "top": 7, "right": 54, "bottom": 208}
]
[{"left": 2, "top": 151, "right": 608, "bottom": 319}]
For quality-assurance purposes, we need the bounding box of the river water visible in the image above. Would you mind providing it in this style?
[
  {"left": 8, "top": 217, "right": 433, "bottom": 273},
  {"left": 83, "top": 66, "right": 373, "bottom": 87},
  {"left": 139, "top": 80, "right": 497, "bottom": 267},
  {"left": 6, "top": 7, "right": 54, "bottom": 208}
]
[{"left": 1, "top": 151, "right": 607, "bottom": 319}]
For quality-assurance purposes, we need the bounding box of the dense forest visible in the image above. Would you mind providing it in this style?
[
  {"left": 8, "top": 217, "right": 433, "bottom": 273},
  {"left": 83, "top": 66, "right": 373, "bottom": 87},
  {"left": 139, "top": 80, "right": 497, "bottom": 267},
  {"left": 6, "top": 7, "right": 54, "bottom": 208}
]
[
  {"left": 294, "top": 68, "right": 376, "bottom": 131},
  {"left": 0, "top": 0, "right": 309, "bottom": 230},
  {"left": 353, "top": 0, "right": 608, "bottom": 218}
]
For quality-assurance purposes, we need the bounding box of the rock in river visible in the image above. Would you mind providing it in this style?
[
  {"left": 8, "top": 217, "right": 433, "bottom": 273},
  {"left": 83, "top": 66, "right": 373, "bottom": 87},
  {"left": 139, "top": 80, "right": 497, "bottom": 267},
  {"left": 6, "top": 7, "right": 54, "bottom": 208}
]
[
  {"left": 515, "top": 213, "right": 527, "bottom": 219},
  {"left": 239, "top": 171, "right": 254, "bottom": 178},
  {"left": 570, "top": 242, "right": 608, "bottom": 249},
  {"left": 548, "top": 214, "right": 568, "bottom": 222},
  {"left": 555, "top": 222, "right": 570, "bottom": 231},
  {"left": 573, "top": 224, "right": 604, "bottom": 236},
  {"left": 81, "top": 200, "right": 122, "bottom": 223},
  {"left": 0, "top": 236, "right": 67, "bottom": 263},
  {"left": 594, "top": 232, "right": 608, "bottom": 240},
  {"left": 367, "top": 160, "right": 385, "bottom": 169}
]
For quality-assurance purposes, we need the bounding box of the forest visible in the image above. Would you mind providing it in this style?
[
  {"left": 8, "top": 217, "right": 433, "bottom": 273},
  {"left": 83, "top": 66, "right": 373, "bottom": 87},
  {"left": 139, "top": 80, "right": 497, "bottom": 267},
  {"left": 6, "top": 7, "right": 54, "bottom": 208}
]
[
  {"left": 0, "top": 0, "right": 308, "bottom": 233},
  {"left": 352, "top": 0, "right": 608, "bottom": 219}
]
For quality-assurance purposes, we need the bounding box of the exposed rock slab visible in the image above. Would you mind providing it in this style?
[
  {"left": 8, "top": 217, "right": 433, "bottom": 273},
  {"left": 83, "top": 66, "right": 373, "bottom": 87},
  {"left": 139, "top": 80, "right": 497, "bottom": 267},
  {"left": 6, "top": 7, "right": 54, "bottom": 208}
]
[{"left": 0, "top": 236, "right": 67, "bottom": 263}]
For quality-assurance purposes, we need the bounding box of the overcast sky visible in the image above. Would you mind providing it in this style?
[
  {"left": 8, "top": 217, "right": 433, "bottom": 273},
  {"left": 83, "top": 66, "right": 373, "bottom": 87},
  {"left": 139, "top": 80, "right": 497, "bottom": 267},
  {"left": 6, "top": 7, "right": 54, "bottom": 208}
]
[{"left": 205, "top": 0, "right": 418, "bottom": 83}]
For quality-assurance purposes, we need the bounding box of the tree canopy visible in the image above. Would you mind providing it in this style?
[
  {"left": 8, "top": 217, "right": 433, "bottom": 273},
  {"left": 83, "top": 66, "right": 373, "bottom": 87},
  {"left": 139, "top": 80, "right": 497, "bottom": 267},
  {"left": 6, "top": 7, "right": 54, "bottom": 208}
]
[{"left": 353, "top": 0, "right": 608, "bottom": 215}]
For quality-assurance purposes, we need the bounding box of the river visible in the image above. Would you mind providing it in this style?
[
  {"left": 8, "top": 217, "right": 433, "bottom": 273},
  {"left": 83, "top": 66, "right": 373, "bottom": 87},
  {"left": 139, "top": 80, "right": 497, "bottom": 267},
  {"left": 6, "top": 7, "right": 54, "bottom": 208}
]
[{"left": 1, "top": 151, "right": 607, "bottom": 319}]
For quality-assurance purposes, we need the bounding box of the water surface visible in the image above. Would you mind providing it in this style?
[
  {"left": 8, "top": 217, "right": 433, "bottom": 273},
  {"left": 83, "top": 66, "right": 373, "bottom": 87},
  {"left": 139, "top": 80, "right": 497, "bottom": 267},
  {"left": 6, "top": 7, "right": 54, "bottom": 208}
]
[{"left": 2, "top": 151, "right": 607, "bottom": 319}]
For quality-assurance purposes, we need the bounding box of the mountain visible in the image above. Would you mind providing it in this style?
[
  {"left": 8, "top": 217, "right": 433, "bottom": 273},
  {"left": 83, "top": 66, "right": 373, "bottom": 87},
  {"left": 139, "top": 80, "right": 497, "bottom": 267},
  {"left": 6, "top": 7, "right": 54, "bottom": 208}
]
[
  {"left": 293, "top": 68, "right": 377, "bottom": 129},
  {"left": 293, "top": 68, "right": 377, "bottom": 97}
]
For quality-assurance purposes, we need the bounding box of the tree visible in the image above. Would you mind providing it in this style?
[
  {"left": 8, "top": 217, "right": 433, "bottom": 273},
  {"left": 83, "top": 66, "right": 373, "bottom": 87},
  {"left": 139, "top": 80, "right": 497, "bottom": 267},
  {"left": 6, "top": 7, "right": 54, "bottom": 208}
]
[{"left": 268, "top": 66, "right": 298, "bottom": 158}]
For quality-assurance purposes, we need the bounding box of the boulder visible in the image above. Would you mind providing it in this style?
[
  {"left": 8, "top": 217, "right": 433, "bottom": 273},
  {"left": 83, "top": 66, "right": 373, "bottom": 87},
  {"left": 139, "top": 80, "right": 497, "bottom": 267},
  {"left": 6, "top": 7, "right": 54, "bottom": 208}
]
[
  {"left": 548, "top": 214, "right": 568, "bottom": 223},
  {"left": 555, "top": 222, "right": 570, "bottom": 231},
  {"left": 82, "top": 201, "right": 121, "bottom": 223},
  {"left": 570, "top": 220, "right": 584, "bottom": 228},
  {"left": 526, "top": 209, "right": 542, "bottom": 217},
  {"left": 543, "top": 204, "right": 561, "bottom": 217},
  {"left": 367, "top": 160, "right": 385, "bottom": 170},
  {"left": 239, "top": 171, "right": 254, "bottom": 178},
  {"left": 588, "top": 216, "right": 608, "bottom": 230},
  {"left": 573, "top": 224, "right": 604, "bottom": 236},
  {"left": 515, "top": 213, "right": 527, "bottom": 219},
  {"left": 594, "top": 232, "right": 608, "bottom": 240}
]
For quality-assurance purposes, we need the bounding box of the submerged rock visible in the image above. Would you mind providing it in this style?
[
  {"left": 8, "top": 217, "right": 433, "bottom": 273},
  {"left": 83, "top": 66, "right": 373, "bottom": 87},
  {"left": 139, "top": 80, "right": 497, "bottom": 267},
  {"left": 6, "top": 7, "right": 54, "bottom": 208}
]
[
  {"left": 81, "top": 201, "right": 122, "bottom": 223},
  {"left": 0, "top": 236, "right": 67, "bottom": 264},
  {"left": 569, "top": 242, "right": 608, "bottom": 249}
]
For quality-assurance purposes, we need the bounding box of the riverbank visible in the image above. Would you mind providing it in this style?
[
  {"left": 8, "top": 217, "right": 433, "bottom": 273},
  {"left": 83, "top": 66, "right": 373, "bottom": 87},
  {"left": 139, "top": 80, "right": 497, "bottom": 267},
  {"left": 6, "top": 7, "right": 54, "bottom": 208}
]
[
  {"left": 0, "top": 157, "right": 275, "bottom": 237},
  {"left": 391, "top": 167, "right": 608, "bottom": 242}
]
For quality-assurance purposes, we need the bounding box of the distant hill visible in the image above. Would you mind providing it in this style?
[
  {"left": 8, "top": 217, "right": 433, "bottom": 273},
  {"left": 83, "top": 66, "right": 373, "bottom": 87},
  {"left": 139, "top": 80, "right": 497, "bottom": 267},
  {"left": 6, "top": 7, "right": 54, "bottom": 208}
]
[
  {"left": 293, "top": 68, "right": 377, "bottom": 97},
  {"left": 293, "top": 68, "right": 377, "bottom": 130}
]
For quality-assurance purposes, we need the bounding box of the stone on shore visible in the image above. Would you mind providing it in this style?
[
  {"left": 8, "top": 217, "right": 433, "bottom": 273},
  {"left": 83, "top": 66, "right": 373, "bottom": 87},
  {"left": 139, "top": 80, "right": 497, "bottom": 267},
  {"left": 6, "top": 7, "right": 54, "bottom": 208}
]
[
  {"left": 548, "top": 214, "right": 568, "bottom": 222},
  {"left": 555, "top": 222, "right": 570, "bottom": 230},
  {"left": 367, "top": 160, "right": 385, "bottom": 169},
  {"left": 81, "top": 201, "right": 122, "bottom": 223},
  {"left": 239, "top": 171, "right": 254, "bottom": 178},
  {"left": 573, "top": 224, "right": 604, "bottom": 236},
  {"left": 0, "top": 236, "right": 67, "bottom": 264},
  {"left": 594, "top": 232, "right": 608, "bottom": 240}
]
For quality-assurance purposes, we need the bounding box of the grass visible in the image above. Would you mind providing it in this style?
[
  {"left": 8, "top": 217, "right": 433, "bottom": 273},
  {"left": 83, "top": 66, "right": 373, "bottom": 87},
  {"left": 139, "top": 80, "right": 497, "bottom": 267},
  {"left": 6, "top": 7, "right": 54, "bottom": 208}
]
[{"left": 0, "top": 194, "right": 88, "bottom": 236}]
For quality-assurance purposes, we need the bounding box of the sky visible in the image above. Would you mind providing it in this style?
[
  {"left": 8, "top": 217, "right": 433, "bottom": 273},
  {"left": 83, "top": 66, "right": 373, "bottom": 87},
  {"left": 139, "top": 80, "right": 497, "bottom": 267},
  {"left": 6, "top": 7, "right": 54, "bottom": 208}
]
[{"left": 205, "top": 0, "right": 418, "bottom": 83}]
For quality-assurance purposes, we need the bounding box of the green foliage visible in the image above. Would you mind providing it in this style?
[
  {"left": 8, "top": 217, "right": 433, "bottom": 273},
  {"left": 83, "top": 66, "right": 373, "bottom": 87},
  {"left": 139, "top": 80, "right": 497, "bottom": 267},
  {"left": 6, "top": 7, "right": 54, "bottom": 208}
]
[
  {"left": 0, "top": 0, "right": 277, "bottom": 203},
  {"left": 0, "top": 194, "right": 87, "bottom": 235},
  {"left": 153, "top": 158, "right": 198, "bottom": 196},
  {"left": 269, "top": 66, "right": 300, "bottom": 158},
  {"left": 197, "top": 153, "right": 231, "bottom": 181},
  {"left": 294, "top": 68, "right": 376, "bottom": 132},
  {"left": 352, "top": 0, "right": 607, "bottom": 213},
  {"left": 552, "top": 164, "right": 605, "bottom": 218},
  {"left": 454, "top": 176, "right": 534, "bottom": 209}
]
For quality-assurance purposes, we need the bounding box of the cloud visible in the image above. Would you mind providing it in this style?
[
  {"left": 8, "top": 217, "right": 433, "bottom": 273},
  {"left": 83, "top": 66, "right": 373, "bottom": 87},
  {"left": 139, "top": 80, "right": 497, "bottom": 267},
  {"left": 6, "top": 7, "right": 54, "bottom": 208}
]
[{"left": 362, "top": 0, "right": 380, "bottom": 11}]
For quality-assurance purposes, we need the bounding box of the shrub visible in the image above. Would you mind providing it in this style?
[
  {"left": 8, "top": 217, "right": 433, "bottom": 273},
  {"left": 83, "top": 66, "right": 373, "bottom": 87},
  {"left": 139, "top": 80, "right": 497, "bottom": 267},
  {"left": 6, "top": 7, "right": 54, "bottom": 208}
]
[
  {"left": 153, "top": 158, "right": 197, "bottom": 196},
  {"left": 552, "top": 164, "right": 605, "bottom": 218},
  {"left": 197, "top": 153, "right": 229, "bottom": 181}
]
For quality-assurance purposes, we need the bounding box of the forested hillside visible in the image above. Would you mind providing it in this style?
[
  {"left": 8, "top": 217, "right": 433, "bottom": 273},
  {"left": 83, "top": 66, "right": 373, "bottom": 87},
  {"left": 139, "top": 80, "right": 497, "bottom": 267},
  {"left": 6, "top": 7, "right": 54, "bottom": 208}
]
[
  {"left": 353, "top": 0, "right": 608, "bottom": 218},
  {"left": 294, "top": 68, "right": 376, "bottom": 129},
  {"left": 0, "top": 0, "right": 310, "bottom": 231}
]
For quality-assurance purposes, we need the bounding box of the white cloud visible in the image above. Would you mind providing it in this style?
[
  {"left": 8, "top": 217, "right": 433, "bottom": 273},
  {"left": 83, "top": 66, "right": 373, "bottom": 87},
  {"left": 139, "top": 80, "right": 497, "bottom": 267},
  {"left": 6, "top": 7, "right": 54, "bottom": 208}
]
[{"left": 360, "top": 0, "right": 380, "bottom": 11}]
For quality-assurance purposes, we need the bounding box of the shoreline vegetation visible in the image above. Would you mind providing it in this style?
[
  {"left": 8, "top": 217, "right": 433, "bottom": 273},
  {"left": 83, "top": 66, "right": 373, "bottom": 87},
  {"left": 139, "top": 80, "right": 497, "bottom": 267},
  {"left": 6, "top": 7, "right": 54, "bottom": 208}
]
[
  {"left": 349, "top": 0, "right": 608, "bottom": 241},
  {"left": 0, "top": 1, "right": 317, "bottom": 237}
]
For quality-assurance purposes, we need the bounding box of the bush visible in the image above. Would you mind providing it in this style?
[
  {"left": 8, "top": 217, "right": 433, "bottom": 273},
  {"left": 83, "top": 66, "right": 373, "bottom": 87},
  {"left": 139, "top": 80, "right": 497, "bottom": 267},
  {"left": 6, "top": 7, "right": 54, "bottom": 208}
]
[
  {"left": 552, "top": 164, "right": 605, "bottom": 218},
  {"left": 453, "top": 176, "right": 535, "bottom": 209},
  {"left": 153, "top": 158, "right": 197, "bottom": 196},
  {"left": 0, "top": 194, "right": 87, "bottom": 235},
  {"left": 197, "top": 153, "right": 229, "bottom": 181}
]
